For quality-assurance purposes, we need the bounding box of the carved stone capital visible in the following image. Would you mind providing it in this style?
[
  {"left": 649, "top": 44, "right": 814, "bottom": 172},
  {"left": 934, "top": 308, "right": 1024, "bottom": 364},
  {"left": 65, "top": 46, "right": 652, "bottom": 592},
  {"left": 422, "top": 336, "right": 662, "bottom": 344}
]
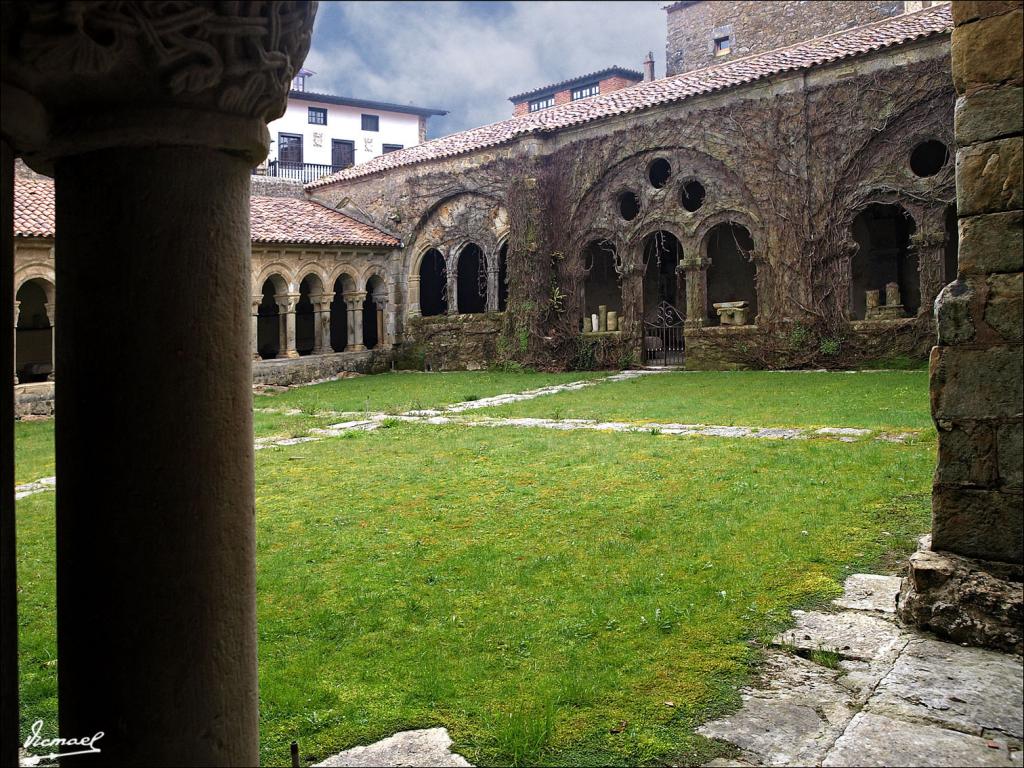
[{"left": 2, "top": 1, "right": 317, "bottom": 168}]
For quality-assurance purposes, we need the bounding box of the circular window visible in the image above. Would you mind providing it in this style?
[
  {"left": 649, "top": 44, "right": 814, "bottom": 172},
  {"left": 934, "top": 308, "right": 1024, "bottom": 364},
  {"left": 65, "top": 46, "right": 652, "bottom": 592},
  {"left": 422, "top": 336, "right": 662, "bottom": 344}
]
[
  {"left": 681, "top": 180, "right": 706, "bottom": 212},
  {"left": 910, "top": 140, "right": 949, "bottom": 178},
  {"left": 648, "top": 158, "right": 672, "bottom": 188},
  {"left": 618, "top": 190, "right": 641, "bottom": 221}
]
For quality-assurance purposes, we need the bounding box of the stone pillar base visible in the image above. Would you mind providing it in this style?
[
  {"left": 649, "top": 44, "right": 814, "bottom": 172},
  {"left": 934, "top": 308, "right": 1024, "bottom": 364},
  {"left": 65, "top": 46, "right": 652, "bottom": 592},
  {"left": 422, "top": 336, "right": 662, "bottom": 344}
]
[
  {"left": 897, "top": 536, "right": 1023, "bottom": 655},
  {"left": 350, "top": 344, "right": 367, "bottom": 352}
]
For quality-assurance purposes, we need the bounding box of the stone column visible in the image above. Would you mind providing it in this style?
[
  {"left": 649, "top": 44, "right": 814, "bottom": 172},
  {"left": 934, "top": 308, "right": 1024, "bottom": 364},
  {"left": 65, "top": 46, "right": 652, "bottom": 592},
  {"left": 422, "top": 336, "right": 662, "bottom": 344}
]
[
  {"left": 43, "top": 300, "right": 54, "bottom": 380},
  {"left": 682, "top": 260, "right": 709, "bottom": 328},
  {"left": 312, "top": 293, "right": 333, "bottom": 354},
  {"left": 446, "top": 252, "right": 459, "bottom": 316},
  {"left": 486, "top": 260, "right": 500, "bottom": 313},
  {"left": 407, "top": 273, "right": 422, "bottom": 318},
  {"left": 251, "top": 297, "right": 262, "bottom": 360},
  {"left": 912, "top": 227, "right": 948, "bottom": 314},
  {"left": 12, "top": 300, "right": 20, "bottom": 384},
  {"left": 276, "top": 293, "right": 300, "bottom": 359},
  {"left": 897, "top": 0, "right": 1023, "bottom": 654},
  {"left": 350, "top": 292, "right": 367, "bottom": 351},
  {"left": 1, "top": 3, "right": 316, "bottom": 764}
]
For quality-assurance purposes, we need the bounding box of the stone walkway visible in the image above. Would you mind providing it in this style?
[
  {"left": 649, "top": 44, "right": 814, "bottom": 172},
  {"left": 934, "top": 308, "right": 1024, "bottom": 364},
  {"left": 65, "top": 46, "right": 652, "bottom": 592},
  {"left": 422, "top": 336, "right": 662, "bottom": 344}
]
[
  {"left": 314, "top": 727, "right": 470, "bottom": 767},
  {"left": 14, "top": 476, "right": 55, "bottom": 500},
  {"left": 699, "top": 573, "right": 1023, "bottom": 767}
]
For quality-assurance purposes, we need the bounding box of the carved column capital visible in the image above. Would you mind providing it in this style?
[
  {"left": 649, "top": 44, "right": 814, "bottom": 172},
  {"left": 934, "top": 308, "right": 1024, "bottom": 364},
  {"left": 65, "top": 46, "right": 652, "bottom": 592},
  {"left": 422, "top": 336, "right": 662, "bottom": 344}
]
[{"left": 1, "top": 1, "right": 317, "bottom": 168}]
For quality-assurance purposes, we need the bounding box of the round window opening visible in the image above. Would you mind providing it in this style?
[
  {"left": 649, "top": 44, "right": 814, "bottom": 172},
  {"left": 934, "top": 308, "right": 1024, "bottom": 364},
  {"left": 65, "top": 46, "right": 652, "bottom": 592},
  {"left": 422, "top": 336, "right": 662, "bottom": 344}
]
[
  {"left": 618, "top": 190, "right": 641, "bottom": 221},
  {"left": 681, "top": 180, "right": 706, "bottom": 212},
  {"left": 910, "top": 140, "right": 949, "bottom": 178},
  {"left": 648, "top": 158, "right": 672, "bottom": 189}
]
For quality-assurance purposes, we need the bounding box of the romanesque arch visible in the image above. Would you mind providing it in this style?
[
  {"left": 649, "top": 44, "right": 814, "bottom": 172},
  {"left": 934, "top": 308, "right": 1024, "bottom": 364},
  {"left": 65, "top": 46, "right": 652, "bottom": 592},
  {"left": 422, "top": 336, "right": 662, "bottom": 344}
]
[
  {"left": 850, "top": 203, "right": 919, "bottom": 320},
  {"left": 15, "top": 276, "right": 55, "bottom": 382},
  {"left": 257, "top": 273, "right": 289, "bottom": 359},
  {"left": 703, "top": 222, "right": 758, "bottom": 325}
]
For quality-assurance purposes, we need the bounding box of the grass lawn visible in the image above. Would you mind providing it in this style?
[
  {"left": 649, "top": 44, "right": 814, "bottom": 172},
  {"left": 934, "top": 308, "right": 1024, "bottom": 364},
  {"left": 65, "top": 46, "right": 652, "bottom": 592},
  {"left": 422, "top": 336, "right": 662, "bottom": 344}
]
[
  {"left": 16, "top": 402, "right": 934, "bottom": 766},
  {"left": 473, "top": 370, "right": 932, "bottom": 430},
  {"left": 253, "top": 370, "right": 605, "bottom": 417},
  {"left": 14, "top": 420, "right": 55, "bottom": 485}
]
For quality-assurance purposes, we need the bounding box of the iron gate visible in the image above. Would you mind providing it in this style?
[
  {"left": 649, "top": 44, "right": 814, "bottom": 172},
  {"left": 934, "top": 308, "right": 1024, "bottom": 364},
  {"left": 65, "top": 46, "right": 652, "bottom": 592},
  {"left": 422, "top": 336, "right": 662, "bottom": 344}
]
[{"left": 643, "top": 301, "right": 685, "bottom": 365}]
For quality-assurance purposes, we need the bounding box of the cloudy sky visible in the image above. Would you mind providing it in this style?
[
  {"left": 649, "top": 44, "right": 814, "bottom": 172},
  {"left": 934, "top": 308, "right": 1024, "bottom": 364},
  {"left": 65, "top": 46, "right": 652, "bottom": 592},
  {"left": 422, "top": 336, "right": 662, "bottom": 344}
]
[{"left": 303, "top": 1, "right": 666, "bottom": 138}]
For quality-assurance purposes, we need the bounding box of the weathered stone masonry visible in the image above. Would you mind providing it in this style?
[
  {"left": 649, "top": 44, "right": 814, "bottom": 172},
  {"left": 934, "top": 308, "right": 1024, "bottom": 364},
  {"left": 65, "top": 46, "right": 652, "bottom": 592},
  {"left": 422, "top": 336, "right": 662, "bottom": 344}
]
[
  {"left": 898, "top": 0, "right": 1023, "bottom": 653},
  {"left": 310, "top": 6, "right": 957, "bottom": 371}
]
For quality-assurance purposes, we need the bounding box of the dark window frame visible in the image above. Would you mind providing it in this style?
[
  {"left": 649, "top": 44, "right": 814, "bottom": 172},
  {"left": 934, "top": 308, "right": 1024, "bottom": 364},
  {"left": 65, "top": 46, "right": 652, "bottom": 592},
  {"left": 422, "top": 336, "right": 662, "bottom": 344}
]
[
  {"left": 571, "top": 82, "right": 600, "bottom": 100},
  {"left": 331, "top": 139, "right": 355, "bottom": 170},
  {"left": 382, "top": 144, "right": 404, "bottom": 154},
  {"left": 278, "top": 132, "right": 303, "bottom": 165},
  {"left": 528, "top": 96, "right": 555, "bottom": 112},
  {"left": 361, "top": 114, "right": 380, "bottom": 132},
  {"left": 714, "top": 35, "right": 732, "bottom": 55},
  {"left": 308, "top": 106, "right": 327, "bottom": 125}
]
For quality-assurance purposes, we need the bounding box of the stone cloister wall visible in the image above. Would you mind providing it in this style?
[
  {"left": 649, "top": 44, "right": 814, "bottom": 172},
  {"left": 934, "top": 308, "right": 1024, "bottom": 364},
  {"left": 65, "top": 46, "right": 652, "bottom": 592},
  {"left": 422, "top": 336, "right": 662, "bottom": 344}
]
[{"left": 311, "top": 36, "right": 956, "bottom": 370}]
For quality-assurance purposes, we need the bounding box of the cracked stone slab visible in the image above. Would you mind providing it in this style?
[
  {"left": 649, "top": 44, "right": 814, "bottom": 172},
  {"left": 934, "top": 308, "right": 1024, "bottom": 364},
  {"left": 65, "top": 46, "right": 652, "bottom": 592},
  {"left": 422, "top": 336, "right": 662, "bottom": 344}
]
[
  {"left": 867, "top": 637, "right": 1024, "bottom": 740},
  {"left": 314, "top": 728, "right": 471, "bottom": 767},
  {"left": 699, "top": 651, "right": 858, "bottom": 766},
  {"left": 774, "top": 610, "right": 907, "bottom": 661},
  {"left": 822, "top": 711, "right": 1019, "bottom": 767},
  {"left": 832, "top": 574, "right": 902, "bottom": 614},
  {"left": 14, "top": 476, "right": 55, "bottom": 500},
  {"left": 815, "top": 427, "right": 872, "bottom": 437}
]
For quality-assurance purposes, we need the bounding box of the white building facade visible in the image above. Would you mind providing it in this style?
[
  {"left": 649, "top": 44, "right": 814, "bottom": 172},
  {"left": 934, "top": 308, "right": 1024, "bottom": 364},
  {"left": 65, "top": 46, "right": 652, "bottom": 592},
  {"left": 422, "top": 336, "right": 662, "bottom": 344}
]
[{"left": 262, "top": 71, "right": 446, "bottom": 183}]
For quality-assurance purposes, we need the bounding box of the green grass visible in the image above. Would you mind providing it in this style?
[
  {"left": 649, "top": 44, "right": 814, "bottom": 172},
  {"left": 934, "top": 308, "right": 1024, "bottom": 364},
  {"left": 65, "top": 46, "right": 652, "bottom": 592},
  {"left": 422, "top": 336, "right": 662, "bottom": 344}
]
[
  {"left": 14, "top": 420, "right": 55, "bottom": 484},
  {"left": 253, "top": 370, "right": 605, "bottom": 416},
  {"left": 473, "top": 370, "right": 932, "bottom": 430},
  {"left": 14, "top": 369, "right": 936, "bottom": 766}
]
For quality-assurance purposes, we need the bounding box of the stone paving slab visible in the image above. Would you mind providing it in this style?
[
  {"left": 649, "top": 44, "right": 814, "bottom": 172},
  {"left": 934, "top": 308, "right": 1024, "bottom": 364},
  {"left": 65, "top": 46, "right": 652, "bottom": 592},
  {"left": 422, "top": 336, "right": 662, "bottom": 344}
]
[
  {"left": 14, "top": 476, "right": 55, "bottom": 500},
  {"left": 774, "top": 609, "right": 908, "bottom": 661},
  {"left": 832, "top": 573, "right": 902, "bottom": 614},
  {"left": 867, "top": 637, "right": 1024, "bottom": 739},
  {"left": 822, "top": 712, "right": 1019, "bottom": 767},
  {"left": 314, "top": 728, "right": 471, "bottom": 767}
]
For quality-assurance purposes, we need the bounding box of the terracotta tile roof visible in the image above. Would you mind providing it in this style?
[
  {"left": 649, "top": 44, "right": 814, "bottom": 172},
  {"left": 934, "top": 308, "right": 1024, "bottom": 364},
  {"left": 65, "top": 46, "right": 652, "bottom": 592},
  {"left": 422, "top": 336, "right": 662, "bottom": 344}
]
[
  {"left": 13, "top": 174, "right": 399, "bottom": 248},
  {"left": 250, "top": 196, "right": 399, "bottom": 247},
  {"left": 308, "top": 3, "right": 951, "bottom": 190},
  {"left": 508, "top": 66, "right": 644, "bottom": 102},
  {"left": 14, "top": 174, "right": 55, "bottom": 238}
]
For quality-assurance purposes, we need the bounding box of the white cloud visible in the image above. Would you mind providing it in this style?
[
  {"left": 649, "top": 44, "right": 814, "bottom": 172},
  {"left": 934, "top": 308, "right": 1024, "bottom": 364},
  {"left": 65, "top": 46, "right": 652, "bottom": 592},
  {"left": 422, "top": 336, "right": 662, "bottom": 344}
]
[{"left": 304, "top": 1, "right": 665, "bottom": 136}]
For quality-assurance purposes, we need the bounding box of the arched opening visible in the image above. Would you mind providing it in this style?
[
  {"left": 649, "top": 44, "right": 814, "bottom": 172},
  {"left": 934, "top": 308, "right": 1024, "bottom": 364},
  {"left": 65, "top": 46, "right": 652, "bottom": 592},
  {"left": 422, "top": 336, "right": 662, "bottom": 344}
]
[
  {"left": 456, "top": 243, "right": 486, "bottom": 314},
  {"left": 850, "top": 204, "right": 919, "bottom": 320},
  {"left": 944, "top": 204, "right": 958, "bottom": 284},
  {"left": 497, "top": 242, "right": 509, "bottom": 311},
  {"left": 15, "top": 278, "right": 53, "bottom": 383},
  {"left": 910, "top": 140, "right": 949, "bottom": 178},
  {"left": 419, "top": 248, "right": 447, "bottom": 316},
  {"left": 706, "top": 223, "right": 757, "bottom": 325},
  {"left": 363, "top": 275, "right": 386, "bottom": 349},
  {"left": 582, "top": 240, "right": 621, "bottom": 331},
  {"left": 257, "top": 276, "right": 286, "bottom": 359},
  {"left": 681, "top": 180, "right": 706, "bottom": 212},
  {"left": 331, "top": 274, "right": 354, "bottom": 351},
  {"left": 642, "top": 231, "right": 684, "bottom": 317},
  {"left": 295, "top": 275, "right": 322, "bottom": 355}
]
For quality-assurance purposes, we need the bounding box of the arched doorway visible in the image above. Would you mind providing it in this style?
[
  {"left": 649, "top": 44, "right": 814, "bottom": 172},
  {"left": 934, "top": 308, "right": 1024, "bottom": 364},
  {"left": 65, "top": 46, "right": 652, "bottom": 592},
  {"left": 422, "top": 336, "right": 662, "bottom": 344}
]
[
  {"left": 582, "top": 239, "right": 621, "bottom": 332},
  {"left": 15, "top": 278, "right": 54, "bottom": 383},
  {"left": 295, "top": 274, "right": 323, "bottom": 355},
  {"left": 257, "top": 275, "right": 287, "bottom": 359},
  {"left": 363, "top": 275, "right": 386, "bottom": 350},
  {"left": 457, "top": 243, "right": 486, "bottom": 314},
  {"left": 331, "top": 274, "right": 354, "bottom": 351},
  {"left": 706, "top": 223, "right": 757, "bottom": 325},
  {"left": 851, "top": 204, "right": 919, "bottom": 320},
  {"left": 641, "top": 231, "right": 685, "bottom": 365},
  {"left": 419, "top": 248, "right": 447, "bottom": 316}
]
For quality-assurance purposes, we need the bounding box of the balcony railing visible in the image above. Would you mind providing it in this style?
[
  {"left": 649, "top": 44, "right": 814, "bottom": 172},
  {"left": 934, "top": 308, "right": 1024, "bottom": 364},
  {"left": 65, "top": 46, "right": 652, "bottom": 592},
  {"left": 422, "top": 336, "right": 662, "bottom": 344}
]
[{"left": 257, "top": 160, "right": 349, "bottom": 184}]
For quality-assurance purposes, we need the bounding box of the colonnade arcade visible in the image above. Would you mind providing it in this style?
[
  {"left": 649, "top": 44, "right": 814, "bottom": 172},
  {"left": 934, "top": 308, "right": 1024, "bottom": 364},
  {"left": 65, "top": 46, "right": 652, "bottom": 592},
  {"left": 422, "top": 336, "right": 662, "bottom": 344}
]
[
  {"left": 252, "top": 265, "right": 392, "bottom": 360},
  {"left": 411, "top": 240, "right": 508, "bottom": 317}
]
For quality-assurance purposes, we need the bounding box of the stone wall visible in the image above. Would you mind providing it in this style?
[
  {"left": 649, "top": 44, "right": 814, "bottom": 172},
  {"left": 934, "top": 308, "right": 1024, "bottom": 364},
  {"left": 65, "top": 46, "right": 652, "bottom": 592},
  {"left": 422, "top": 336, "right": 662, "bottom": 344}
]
[
  {"left": 252, "top": 350, "right": 392, "bottom": 386},
  {"left": 665, "top": 0, "right": 907, "bottom": 76},
  {"left": 250, "top": 175, "right": 305, "bottom": 199},
  {"left": 14, "top": 382, "right": 53, "bottom": 418},
  {"left": 898, "top": 0, "right": 1023, "bottom": 654},
  {"left": 399, "top": 313, "right": 504, "bottom": 371}
]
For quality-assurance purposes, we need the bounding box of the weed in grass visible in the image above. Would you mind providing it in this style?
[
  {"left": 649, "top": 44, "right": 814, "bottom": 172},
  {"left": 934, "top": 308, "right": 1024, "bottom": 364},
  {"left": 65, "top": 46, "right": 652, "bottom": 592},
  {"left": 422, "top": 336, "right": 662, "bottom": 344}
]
[
  {"left": 380, "top": 417, "right": 401, "bottom": 429},
  {"left": 463, "top": 394, "right": 481, "bottom": 402},
  {"left": 649, "top": 426, "right": 662, "bottom": 436},
  {"left": 808, "top": 648, "right": 842, "bottom": 669},
  {"left": 492, "top": 696, "right": 556, "bottom": 767}
]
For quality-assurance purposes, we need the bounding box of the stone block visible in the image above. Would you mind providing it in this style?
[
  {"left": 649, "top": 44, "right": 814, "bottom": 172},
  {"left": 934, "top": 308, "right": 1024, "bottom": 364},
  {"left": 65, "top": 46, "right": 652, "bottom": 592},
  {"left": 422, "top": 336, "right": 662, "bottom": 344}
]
[
  {"left": 955, "top": 137, "right": 1023, "bottom": 216},
  {"left": 958, "top": 210, "right": 1024, "bottom": 275},
  {"left": 985, "top": 272, "right": 1023, "bottom": 341},
  {"left": 952, "top": 10, "right": 1024, "bottom": 93},
  {"left": 934, "top": 279, "right": 976, "bottom": 345},
  {"left": 822, "top": 711, "right": 1019, "bottom": 767},
  {"left": 997, "top": 421, "right": 1023, "bottom": 487},
  {"left": 832, "top": 574, "right": 902, "bottom": 614},
  {"left": 773, "top": 611, "right": 907, "bottom": 662},
  {"left": 931, "top": 345, "right": 1024, "bottom": 420},
  {"left": 932, "top": 486, "right": 1024, "bottom": 562},
  {"left": 935, "top": 421, "right": 999, "bottom": 486},
  {"left": 898, "top": 547, "right": 1024, "bottom": 653},
  {"left": 867, "top": 637, "right": 1024, "bottom": 738},
  {"left": 952, "top": 1, "right": 1023, "bottom": 26},
  {"left": 955, "top": 87, "right": 1024, "bottom": 146}
]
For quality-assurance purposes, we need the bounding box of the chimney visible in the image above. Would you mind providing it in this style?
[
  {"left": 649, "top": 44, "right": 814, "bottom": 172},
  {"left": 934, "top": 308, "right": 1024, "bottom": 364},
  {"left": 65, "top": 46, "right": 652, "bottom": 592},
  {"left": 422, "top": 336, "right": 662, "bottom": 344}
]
[{"left": 643, "top": 51, "right": 655, "bottom": 82}]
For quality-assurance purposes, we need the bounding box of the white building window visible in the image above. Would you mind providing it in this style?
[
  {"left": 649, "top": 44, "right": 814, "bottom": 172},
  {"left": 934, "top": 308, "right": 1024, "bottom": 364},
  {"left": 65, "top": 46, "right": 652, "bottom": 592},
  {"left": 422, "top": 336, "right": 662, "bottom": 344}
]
[
  {"left": 528, "top": 96, "right": 555, "bottom": 112},
  {"left": 308, "top": 107, "right": 327, "bottom": 125},
  {"left": 571, "top": 83, "right": 600, "bottom": 100}
]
